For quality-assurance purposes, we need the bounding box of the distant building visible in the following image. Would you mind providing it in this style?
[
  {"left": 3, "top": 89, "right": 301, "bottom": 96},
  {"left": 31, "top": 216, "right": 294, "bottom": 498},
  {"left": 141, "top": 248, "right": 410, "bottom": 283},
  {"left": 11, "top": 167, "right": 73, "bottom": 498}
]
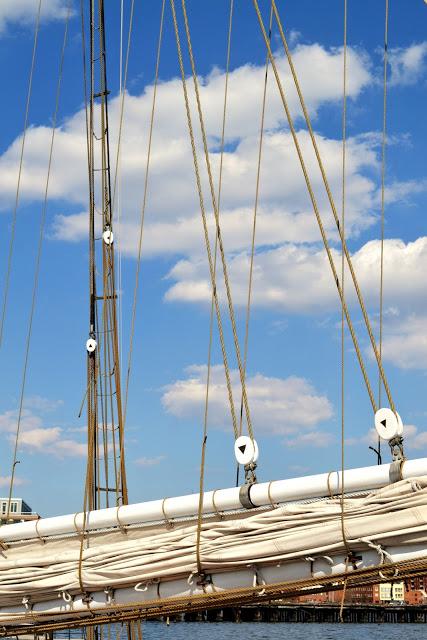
[
  {"left": 373, "top": 582, "right": 405, "bottom": 603},
  {"left": 0, "top": 498, "right": 39, "bottom": 524},
  {"left": 404, "top": 577, "right": 427, "bottom": 605},
  {"left": 344, "top": 584, "right": 374, "bottom": 604}
]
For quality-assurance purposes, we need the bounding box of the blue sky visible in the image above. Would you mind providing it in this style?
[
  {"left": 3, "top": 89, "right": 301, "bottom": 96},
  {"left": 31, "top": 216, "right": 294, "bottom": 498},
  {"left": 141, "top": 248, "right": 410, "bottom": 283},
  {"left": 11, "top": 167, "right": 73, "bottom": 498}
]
[{"left": 0, "top": 0, "right": 427, "bottom": 518}]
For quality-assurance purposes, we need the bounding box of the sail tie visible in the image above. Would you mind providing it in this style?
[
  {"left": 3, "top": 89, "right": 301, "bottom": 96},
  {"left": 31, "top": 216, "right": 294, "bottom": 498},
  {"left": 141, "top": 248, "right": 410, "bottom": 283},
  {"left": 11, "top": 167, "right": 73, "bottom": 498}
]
[{"left": 358, "top": 537, "right": 398, "bottom": 578}]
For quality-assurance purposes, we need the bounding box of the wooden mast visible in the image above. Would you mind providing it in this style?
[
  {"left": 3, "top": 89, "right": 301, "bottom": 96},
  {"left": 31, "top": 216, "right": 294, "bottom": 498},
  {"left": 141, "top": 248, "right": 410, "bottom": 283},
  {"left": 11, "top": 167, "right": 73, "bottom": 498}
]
[{"left": 86, "top": 0, "right": 128, "bottom": 513}]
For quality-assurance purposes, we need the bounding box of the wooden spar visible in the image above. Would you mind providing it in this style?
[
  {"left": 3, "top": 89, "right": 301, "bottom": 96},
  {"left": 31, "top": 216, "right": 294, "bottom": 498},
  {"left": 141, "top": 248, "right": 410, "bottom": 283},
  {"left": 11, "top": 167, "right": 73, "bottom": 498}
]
[{"left": 1, "top": 457, "right": 426, "bottom": 543}]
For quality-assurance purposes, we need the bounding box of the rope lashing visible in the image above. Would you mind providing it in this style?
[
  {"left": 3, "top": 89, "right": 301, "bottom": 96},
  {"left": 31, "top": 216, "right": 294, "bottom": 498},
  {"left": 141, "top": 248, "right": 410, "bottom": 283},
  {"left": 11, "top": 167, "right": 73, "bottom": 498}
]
[
  {"left": 104, "top": 587, "right": 115, "bottom": 605},
  {"left": 58, "top": 591, "right": 73, "bottom": 604},
  {"left": 116, "top": 506, "right": 128, "bottom": 535},
  {"left": 358, "top": 537, "right": 398, "bottom": 578},
  {"left": 161, "top": 498, "right": 174, "bottom": 529}
]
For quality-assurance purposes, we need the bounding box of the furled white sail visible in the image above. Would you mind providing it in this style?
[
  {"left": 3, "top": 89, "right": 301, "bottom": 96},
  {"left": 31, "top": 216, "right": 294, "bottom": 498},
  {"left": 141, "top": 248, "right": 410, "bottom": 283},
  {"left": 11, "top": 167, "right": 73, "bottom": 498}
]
[{"left": 1, "top": 472, "right": 427, "bottom": 626}]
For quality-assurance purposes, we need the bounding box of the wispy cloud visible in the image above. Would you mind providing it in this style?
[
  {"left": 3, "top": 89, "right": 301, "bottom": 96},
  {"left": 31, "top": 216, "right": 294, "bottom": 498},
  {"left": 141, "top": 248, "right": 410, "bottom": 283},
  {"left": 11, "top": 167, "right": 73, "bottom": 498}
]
[
  {"left": 0, "top": 475, "right": 25, "bottom": 488},
  {"left": 0, "top": 406, "right": 86, "bottom": 458},
  {"left": 0, "top": 0, "right": 71, "bottom": 34},
  {"left": 134, "top": 456, "right": 165, "bottom": 467},
  {"left": 388, "top": 42, "right": 427, "bottom": 87},
  {"left": 162, "top": 365, "right": 333, "bottom": 436}
]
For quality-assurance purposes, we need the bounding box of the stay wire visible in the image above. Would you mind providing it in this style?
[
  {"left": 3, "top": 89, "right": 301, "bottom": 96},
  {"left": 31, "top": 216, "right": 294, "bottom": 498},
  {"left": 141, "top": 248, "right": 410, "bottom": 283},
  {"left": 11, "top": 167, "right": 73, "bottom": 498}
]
[
  {"left": 253, "top": 0, "right": 384, "bottom": 415},
  {"left": 339, "top": 5, "right": 352, "bottom": 618},
  {"left": 0, "top": 0, "right": 42, "bottom": 349},
  {"left": 268, "top": 0, "right": 396, "bottom": 414},
  {"left": 197, "top": 0, "right": 234, "bottom": 576},
  {"left": 123, "top": 0, "right": 166, "bottom": 425},
  {"left": 340, "top": 0, "right": 349, "bottom": 554},
  {"left": 112, "top": 0, "right": 135, "bottom": 213},
  {"left": 170, "top": 0, "right": 240, "bottom": 440},
  {"left": 5, "top": 1, "right": 72, "bottom": 522},
  {"left": 378, "top": 0, "right": 390, "bottom": 460},
  {"left": 239, "top": 3, "right": 273, "bottom": 437},
  {"left": 111, "top": 0, "right": 135, "bottom": 388},
  {"left": 236, "top": 1, "right": 273, "bottom": 487},
  {"left": 180, "top": 0, "right": 256, "bottom": 442}
]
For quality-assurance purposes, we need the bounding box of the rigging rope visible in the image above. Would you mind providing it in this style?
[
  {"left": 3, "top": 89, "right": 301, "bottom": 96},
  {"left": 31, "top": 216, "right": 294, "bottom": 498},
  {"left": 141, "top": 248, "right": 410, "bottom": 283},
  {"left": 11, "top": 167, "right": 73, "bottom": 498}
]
[
  {"left": 111, "top": 0, "right": 135, "bottom": 213},
  {"left": 118, "top": 0, "right": 125, "bottom": 395},
  {"left": 268, "top": 0, "right": 396, "bottom": 414},
  {"left": 5, "top": 1, "right": 72, "bottom": 522},
  {"left": 253, "top": 0, "right": 389, "bottom": 416},
  {"left": 197, "top": 0, "right": 234, "bottom": 578},
  {"left": 110, "top": 0, "right": 136, "bottom": 399},
  {"left": 169, "top": 0, "right": 239, "bottom": 440},
  {"left": 378, "top": 0, "right": 390, "bottom": 460},
  {"left": 239, "top": 3, "right": 273, "bottom": 438},
  {"left": 180, "top": 0, "right": 256, "bottom": 442},
  {"left": 6, "top": 553, "right": 427, "bottom": 634},
  {"left": 123, "top": 0, "right": 166, "bottom": 424},
  {"left": 0, "top": 0, "right": 42, "bottom": 349},
  {"left": 236, "top": 2, "right": 273, "bottom": 486},
  {"left": 339, "top": 2, "right": 352, "bottom": 620}
]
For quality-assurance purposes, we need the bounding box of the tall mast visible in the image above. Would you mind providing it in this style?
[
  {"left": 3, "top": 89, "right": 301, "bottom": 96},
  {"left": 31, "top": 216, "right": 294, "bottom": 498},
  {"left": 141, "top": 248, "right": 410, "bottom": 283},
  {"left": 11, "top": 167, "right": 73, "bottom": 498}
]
[{"left": 86, "top": 0, "right": 128, "bottom": 512}]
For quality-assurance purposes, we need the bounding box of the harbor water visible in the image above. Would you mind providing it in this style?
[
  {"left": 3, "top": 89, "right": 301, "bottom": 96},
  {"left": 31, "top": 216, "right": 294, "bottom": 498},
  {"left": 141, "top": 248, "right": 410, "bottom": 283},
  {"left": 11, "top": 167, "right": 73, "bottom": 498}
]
[{"left": 56, "top": 622, "right": 427, "bottom": 640}]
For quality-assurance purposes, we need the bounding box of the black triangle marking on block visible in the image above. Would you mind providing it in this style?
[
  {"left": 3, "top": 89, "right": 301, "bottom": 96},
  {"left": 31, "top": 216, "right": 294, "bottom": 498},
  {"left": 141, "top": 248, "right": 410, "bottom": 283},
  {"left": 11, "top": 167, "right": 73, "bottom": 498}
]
[
  {"left": 380, "top": 419, "right": 387, "bottom": 427},
  {"left": 238, "top": 444, "right": 247, "bottom": 454}
]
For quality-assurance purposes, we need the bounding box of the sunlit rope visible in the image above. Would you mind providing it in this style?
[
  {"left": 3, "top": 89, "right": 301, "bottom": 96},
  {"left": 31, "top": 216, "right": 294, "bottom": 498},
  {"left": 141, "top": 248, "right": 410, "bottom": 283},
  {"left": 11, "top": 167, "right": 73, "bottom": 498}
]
[
  {"left": 378, "top": 0, "right": 390, "bottom": 459},
  {"left": 339, "top": 1, "right": 352, "bottom": 621},
  {"left": 197, "top": 0, "right": 234, "bottom": 578},
  {"left": 123, "top": 0, "right": 166, "bottom": 424},
  {"left": 180, "top": 0, "right": 256, "bottom": 442},
  {"left": 239, "top": 3, "right": 273, "bottom": 437},
  {"left": 0, "top": 0, "right": 42, "bottom": 349},
  {"left": 253, "top": 0, "right": 393, "bottom": 416},
  {"left": 5, "top": 1, "right": 72, "bottom": 522},
  {"left": 170, "top": 0, "right": 240, "bottom": 440},
  {"left": 118, "top": 0, "right": 124, "bottom": 398},
  {"left": 6, "top": 554, "right": 427, "bottom": 634},
  {"left": 110, "top": 0, "right": 135, "bottom": 403},
  {"left": 268, "top": 0, "right": 396, "bottom": 414}
]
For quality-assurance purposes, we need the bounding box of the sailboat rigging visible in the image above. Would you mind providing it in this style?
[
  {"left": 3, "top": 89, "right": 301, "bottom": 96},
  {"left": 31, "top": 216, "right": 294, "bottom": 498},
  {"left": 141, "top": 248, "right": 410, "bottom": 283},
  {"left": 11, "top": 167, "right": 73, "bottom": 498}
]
[{"left": 1, "top": 0, "right": 427, "bottom": 634}]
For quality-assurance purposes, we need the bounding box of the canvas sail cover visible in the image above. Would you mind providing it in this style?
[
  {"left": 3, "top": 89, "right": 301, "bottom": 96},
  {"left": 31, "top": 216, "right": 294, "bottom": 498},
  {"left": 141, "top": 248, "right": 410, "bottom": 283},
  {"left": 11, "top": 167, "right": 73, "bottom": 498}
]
[{"left": 1, "top": 477, "right": 427, "bottom": 625}]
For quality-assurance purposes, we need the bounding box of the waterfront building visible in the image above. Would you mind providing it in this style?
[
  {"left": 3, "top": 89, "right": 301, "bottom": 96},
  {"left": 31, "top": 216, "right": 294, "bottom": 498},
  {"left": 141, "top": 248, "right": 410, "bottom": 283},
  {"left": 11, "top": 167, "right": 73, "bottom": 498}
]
[{"left": 0, "top": 498, "right": 39, "bottom": 525}]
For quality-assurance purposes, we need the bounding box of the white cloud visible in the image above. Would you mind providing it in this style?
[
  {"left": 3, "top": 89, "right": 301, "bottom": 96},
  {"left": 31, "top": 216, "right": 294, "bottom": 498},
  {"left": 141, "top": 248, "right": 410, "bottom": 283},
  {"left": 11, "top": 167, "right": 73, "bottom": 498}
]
[
  {"left": 165, "top": 237, "right": 427, "bottom": 314},
  {"left": 287, "top": 431, "right": 334, "bottom": 448},
  {"left": 0, "top": 475, "right": 24, "bottom": 488},
  {"left": 14, "top": 426, "right": 86, "bottom": 457},
  {"left": 379, "top": 314, "right": 427, "bottom": 370},
  {"left": 24, "top": 395, "right": 63, "bottom": 413},
  {"left": 162, "top": 364, "right": 333, "bottom": 437},
  {"left": 135, "top": 455, "right": 165, "bottom": 467},
  {"left": 347, "top": 424, "right": 427, "bottom": 453},
  {"left": 0, "top": 0, "right": 70, "bottom": 33},
  {"left": 0, "top": 407, "right": 86, "bottom": 458},
  {"left": 0, "top": 44, "right": 377, "bottom": 255},
  {"left": 389, "top": 42, "right": 427, "bottom": 86}
]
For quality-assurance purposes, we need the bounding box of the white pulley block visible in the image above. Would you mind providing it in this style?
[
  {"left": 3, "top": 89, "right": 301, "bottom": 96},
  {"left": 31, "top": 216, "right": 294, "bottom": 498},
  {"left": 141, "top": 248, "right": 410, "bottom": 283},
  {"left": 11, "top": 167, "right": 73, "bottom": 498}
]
[
  {"left": 374, "top": 408, "right": 401, "bottom": 440},
  {"left": 234, "top": 435, "right": 259, "bottom": 465},
  {"left": 102, "top": 229, "right": 114, "bottom": 245},
  {"left": 86, "top": 338, "right": 97, "bottom": 353}
]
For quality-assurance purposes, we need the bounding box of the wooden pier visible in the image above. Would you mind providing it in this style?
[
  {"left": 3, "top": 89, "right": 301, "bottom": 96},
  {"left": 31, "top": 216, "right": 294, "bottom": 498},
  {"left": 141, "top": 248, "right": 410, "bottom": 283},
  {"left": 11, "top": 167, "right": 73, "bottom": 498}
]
[{"left": 178, "top": 603, "right": 427, "bottom": 623}]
